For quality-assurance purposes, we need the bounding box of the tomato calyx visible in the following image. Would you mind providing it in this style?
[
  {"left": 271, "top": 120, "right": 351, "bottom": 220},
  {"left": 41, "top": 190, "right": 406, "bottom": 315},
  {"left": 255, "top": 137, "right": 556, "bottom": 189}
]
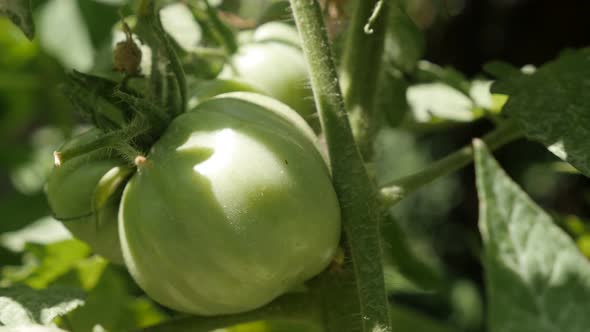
[{"left": 55, "top": 8, "right": 187, "bottom": 169}]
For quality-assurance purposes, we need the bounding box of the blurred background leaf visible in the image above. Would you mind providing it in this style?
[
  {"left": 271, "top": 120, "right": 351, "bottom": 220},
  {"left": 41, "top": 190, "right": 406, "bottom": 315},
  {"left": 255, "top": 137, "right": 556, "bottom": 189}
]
[
  {"left": 0, "top": 0, "right": 35, "bottom": 39},
  {"left": 0, "top": 285, "right": 84, "bottom": 326},
  {"left": 37, "top": 0, "right": 94, "bottom": 71}
]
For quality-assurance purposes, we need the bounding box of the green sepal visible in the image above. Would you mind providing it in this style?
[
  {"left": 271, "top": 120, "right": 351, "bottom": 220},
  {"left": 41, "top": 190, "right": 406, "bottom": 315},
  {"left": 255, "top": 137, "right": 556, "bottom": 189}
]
[{"left": 92, "top": 166, "right": 133, "bottom": 229}]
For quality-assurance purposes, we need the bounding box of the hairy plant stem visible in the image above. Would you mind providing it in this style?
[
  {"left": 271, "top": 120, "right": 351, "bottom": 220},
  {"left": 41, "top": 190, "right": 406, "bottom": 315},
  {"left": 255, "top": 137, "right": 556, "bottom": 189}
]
[
  {"left": 380, "top": 120, "right": 523, "bottom": 205},
  {"left": 289, "top": 1, "right": 392, "bottom": 331},
  {"left": 53, "top": 131, "right": 145, "bottom": 167},
  {"left": 53, "top": 115, "right": 151, "bottom": 167},
  {"left": 340, "top": 0, "right": 389, "bottom": 158},
  {"left": 138, "top": 0, "right": 187, "bottom": 115},
  {"left": 53, "top": 132, "right": 121, "bottom": 167},
  {"left": 139, "top": 292, "right": 319, "bottom": 332},
  {"left": 114, "top": 90, "right": 169, "bottom": 123},
  {"left": 202, "top": 0, "right": 238, "bottom": 53}
]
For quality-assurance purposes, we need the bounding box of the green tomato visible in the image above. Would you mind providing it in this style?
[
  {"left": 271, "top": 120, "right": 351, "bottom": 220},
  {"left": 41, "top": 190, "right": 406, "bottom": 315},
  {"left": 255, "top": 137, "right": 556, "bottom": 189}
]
[
  {"left": 45, "top": 129, "right": 125, "bottom": 264},
  {"left": 187, "top": 78, "right": 262, "bottom": 108},
  {"left": 220, "top": 22, "right": 316, "bottom": 125},
  {"left": 119, "top": 92, "right": 340, "bottom": 315}
]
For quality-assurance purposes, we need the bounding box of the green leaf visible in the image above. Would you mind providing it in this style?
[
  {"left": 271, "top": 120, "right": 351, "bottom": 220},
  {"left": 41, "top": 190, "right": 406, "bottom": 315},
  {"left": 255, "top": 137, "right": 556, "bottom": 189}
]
[
  {"left": 377, "top": 69, "right": 408, "bottom": 127},
  {"left": 414, "top": 60, "right": 471, "bottom": 95},
  {"left": 222, "top": 320, "right": 321, "bottom": 332},
  {"left": 448, "top": 279, "right": 483, "bottom": 330},
  {"left": 384, "top": 2, "right": 425, "bottom": 73},
  {"left": 406, "top": 83, "right": 475, "bottom": 123},
  {"left": 381, "top": 215, "right": 443, "bottom": 292},
  {"left": 474, "top": 140, "right": 590, "bottom": 332},
  {"left": 2, "top": 240, "right": 91, "bottom": 288},
  {"left": 483, "top": 61, "right": 520, "bottom": 80},
  {"left": 37, "top": 0, "right": 94, "bottom": 71},
  {"left": 0, "top": 17, "right": 38, "bottom": 67},
  {"left": 0, "top": 217, "right": 71, "bottom": 252},
  {"left": 389, "top": 304, "right": 453, "bottom": 332},
  {"left": 160, "top": 2, "right": 202, "bottom": 52},
  {"left": 10, "top": 127, "right": 64, "bottom": 195},
  {"left": 77, "top": 0, "right": 120, "bottom": 49},
  {"left": 257, "top": 1, "right": 291, "bottom": 23},
  {"left": 0, "top": 285, "right": 84, "bottom": 326},
  {"left": 0, "top": 325, "right": 67, "bottom": 332},
  {"left": 67, "top": 266, "right": 167, "bottom": 331},
  {"left": 0, "top": 192, "right": 50, "bottom": 235},
  {"left": 469, "top": 80, "right": 494, "bottom": 111},
  {"left": 0, "top": 0, "right": 35, "bottom": 40},
  {"left": 491, "top": 48, "right": 590, "bottom": 176}
]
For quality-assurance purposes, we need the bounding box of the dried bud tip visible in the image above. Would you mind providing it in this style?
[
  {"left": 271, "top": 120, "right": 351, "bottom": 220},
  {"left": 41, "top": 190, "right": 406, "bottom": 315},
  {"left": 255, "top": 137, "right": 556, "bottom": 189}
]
[{"left": 134, "top": 155, "right": 147, "bottom": 167}]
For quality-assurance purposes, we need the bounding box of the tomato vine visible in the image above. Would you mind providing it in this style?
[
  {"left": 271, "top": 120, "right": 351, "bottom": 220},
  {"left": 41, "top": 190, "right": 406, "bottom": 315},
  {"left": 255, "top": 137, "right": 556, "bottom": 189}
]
[{"left": 289, "top": 0, "right": 391, "bottom": 331}]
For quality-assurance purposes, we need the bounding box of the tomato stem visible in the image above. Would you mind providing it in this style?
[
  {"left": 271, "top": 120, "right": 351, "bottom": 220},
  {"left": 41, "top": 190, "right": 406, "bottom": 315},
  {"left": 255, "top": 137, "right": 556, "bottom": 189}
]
[
  {"left": 137, "top": 0, "right": 187, "bottom": 115},
  {"left": 379, "top": 120, "right": 523, "bottom": 206},
  {"left": 202, "top": 0, "right": 238, "bottom": 54},
  {"left": 340, "top": 0, "right": 389, "bottom": 158},
  {"left": 289, "top": 1, "right": 392, "bottom": 331},
  {"left": 152, "top": 17, "right": 187, "bottom": 115}
]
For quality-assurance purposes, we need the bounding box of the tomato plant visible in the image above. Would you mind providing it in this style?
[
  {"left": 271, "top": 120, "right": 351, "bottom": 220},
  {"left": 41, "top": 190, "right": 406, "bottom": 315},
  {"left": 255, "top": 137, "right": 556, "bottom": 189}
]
[{"left": 3, "top": 1, "right": 590, "bottom": 332}]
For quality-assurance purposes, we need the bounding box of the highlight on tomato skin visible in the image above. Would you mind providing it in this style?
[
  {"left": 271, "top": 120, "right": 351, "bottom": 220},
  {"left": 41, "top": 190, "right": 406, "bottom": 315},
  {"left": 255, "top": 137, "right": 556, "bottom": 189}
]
[{"left": 118, "top": 92, "right": 341, "bottom": 315}]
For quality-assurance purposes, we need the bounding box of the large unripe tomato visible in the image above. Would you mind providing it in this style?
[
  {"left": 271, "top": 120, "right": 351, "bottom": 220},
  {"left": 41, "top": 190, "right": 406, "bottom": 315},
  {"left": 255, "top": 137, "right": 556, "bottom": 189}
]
[
  {"left": 45, "top": 129, "right": 125, "bottom": 264},
  {"left": 220, "top": 22, "right": 316, "bottom": 124},
  {"left": 119, "top": 92, "right": 340, "bottom": 315}
]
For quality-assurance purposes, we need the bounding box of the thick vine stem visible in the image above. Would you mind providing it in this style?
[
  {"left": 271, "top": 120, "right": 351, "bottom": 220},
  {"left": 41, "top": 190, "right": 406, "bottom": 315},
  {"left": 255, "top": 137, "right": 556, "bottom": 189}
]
[
  {"left": 138, "top": 292, "right": 319, "bottom": 332},
  {"left": 340, "top": 0, "right": 389, "bottom": 158},
  {"left": 379, "top": 120, "right": 523, "bottom": 206},
  {"left": 289, "top": 1, "right": 392, "bottom": 332}
]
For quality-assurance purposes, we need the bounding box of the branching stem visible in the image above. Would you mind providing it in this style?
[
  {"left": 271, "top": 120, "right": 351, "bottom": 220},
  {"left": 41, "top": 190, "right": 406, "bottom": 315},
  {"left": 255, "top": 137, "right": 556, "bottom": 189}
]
[{"left": 380, "top": 121, "right": 523, "bottom": 205}]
